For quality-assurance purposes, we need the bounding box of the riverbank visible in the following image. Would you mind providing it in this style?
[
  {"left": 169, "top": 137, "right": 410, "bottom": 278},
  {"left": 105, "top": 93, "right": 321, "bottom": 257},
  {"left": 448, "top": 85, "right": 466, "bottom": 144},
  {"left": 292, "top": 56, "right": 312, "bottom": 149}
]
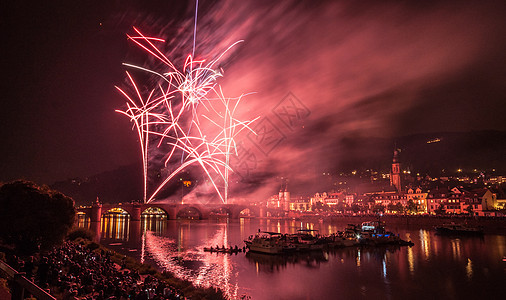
[
  {"left": 76, "top": 238, "right": 226, "bottom": 300},
  {"left": 287, "top": 214, "right": 506, "bottom": 234},
  {"left": 1, "top": 230, "right": 226, "bottom": 300}
]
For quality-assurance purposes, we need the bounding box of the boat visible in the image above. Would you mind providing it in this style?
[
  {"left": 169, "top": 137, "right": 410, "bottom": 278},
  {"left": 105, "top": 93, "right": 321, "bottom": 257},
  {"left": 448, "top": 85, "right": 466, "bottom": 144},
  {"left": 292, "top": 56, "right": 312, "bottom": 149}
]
[
  {"left": 342, "top": 224, "right": 361, "bottom": 246},
  {"left": 288, "top": 229, "right": 326, "bottom": 251},
  {"left": 244, "top": 231, "right": 285, "bottom": 254},
  {"left": 325, "top": 230, "right": 358, "bottom": 247},
  {"left": 434, "top": 223, "right": 484, "bottom": 235},
  {"left": 204, "top": 246, "right": 242, "bottom": 254},
  {"left": 357, "top": 220, "right": 413, "bottom": 246}
]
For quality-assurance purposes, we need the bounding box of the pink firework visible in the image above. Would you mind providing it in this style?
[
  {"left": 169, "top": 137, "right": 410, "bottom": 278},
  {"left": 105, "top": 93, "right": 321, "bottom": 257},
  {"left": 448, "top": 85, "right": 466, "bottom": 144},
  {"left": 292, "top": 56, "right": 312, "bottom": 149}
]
[{"left": 116, "top": 27, "right": 257, "bottom": 204}]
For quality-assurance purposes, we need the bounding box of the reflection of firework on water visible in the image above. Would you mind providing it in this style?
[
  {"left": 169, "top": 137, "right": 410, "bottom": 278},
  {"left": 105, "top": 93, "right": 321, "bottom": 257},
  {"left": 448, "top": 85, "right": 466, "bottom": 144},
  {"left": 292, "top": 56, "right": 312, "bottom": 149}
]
[
  {"left": 143, "top": 228, "right": 239, "bottom": 299},
  {"left": 194, "top": 227, "right": 240, "bottom": 299},
  {"left": 116, "top": 26, "right": 257, "bottom": 203},
  {"left": 142, "top": 231, "right": 191, "bottom": 277}
]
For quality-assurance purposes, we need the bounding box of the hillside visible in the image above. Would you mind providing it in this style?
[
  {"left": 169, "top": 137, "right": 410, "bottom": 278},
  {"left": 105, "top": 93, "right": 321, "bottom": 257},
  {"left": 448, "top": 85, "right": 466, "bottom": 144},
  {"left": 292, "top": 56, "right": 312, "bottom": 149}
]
[{"left": 52, "top": 130, "right": 506, "bottom": 204}]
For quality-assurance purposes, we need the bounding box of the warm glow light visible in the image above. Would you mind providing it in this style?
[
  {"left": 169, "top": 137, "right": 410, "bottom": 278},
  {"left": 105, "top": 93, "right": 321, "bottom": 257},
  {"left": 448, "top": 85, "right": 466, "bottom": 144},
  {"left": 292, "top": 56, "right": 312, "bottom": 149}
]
[
  {"left": 466, "top": 258, "right": 473, "bottom": 280},
  {"left": 407, "top": 245, "right": 415, "bottom": 274}
]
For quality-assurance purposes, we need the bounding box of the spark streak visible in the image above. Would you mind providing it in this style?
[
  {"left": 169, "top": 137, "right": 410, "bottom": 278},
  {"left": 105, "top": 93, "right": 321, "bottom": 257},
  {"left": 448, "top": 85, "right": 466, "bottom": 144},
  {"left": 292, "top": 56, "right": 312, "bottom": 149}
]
[{"left": 116, "top": 24, "right": 256, "bottom": 204}]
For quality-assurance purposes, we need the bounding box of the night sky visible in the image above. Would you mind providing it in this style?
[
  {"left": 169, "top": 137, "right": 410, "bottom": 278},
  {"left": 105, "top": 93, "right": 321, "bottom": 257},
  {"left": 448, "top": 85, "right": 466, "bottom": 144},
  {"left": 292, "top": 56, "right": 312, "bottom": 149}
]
[{"left": 1, "top": 0, "right": 506, "bottom": 187}]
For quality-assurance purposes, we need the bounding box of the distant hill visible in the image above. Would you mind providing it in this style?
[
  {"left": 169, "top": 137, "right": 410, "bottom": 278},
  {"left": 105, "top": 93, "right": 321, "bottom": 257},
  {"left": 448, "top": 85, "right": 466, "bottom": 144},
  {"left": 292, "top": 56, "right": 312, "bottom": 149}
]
[
  {"left": 52, "top": 130, "right": 506, "bottom": 204},
  {"left": 52, "top": 163, "right": 196, "bottom": 206},
  {"left": 51, "top": 164, "right": 143, "bottom": 206},
  {"left": 397, "top": 130, "right": 506, "bottom": 174},
  {"left": 333, "top": 130, "right": 506, "bottom": 174}
]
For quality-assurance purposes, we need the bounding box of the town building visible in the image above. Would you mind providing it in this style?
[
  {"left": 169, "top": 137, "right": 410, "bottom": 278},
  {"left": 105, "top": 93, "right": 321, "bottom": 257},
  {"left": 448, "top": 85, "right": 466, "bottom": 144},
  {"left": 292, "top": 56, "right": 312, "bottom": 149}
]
[
  {"left": 406, "top": 187, "right": 428, "bottom": 213},
  {"left": 426, "top": 188, "right": 449, "bottom": 214},
  {"left": 289, "top": 196, "right": 311, "bottom": 211}
]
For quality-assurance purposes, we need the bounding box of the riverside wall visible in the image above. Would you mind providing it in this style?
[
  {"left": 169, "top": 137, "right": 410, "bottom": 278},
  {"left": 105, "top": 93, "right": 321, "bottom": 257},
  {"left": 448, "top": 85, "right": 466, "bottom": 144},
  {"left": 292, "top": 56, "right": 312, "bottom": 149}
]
[{"left": 291, "top": 214, "right": 506, "bottom": 234}]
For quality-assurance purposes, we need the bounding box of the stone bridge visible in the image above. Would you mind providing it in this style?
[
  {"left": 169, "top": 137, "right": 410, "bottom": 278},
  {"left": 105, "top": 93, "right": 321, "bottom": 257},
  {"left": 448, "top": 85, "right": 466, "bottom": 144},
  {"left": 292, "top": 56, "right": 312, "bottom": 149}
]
[{"left": 77, "top": 201, "right": 269, "bottom": 221}]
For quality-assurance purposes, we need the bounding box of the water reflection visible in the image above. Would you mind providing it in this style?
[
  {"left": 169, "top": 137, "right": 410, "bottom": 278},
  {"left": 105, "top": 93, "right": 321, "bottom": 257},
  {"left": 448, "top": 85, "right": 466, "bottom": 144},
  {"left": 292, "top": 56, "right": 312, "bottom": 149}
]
[
  {"left": 76, "top": 216, "right": 506, "bottom": 300},
  {"left": 138, "top": 222, "right": 240, "bottom": 300},
  {"left": 466, "top": 258, "right": 473, "bottom": 280},
  {"left": 101, "top": 214, "right": 130, "bottom": 240},
  {"left": 451, "top": 238, "right": 462, "bottom": 259},
  {"left": 76, "top": 213, "right": 89, "bottom": 227},
  {"left": 407, "top": 245, "right": 415, "bottom": 274},
  {"left": 419, "top": 229, "right": 431, "bottom": 259},
  {"left": 143, "top": 214, "right": 167, "bottom": 234},
  {"left": 245, "top": 250, "right": 328, "bottom": 272}
]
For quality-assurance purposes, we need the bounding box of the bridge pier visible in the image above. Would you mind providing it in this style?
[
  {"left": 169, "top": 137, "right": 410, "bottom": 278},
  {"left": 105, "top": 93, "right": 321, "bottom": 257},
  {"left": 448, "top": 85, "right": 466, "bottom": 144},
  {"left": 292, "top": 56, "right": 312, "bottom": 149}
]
[
  {"left": 89, "top": 221, "right": 101, "bottom": 241},
  {"left": 200, "top": 210, "right": 210, "bottom": 219},
  {"left": 166, "top": 207, "right": 178, "bottom": 220},
  {"left": 128, "top": 220, "right": 141, "bottom": 244},
  {"left": 131, "top": 204, "right": 142, "bottom": 221},
  {"left": 90, "top": 201, "right": 102, "bottom": 223},
  {"left": 230, "top": 211, "right": 240, "bottom": 219}
]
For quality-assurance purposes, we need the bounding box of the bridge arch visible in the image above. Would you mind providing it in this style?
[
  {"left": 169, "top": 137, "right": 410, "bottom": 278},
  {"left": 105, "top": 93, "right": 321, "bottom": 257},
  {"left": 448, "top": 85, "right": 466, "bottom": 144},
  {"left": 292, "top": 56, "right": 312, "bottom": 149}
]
[
  {"left": 142, "top": 206, "right": 169, "bottom": 217},
  {"left": 238, "top": 207, "right": 255, "bottom": 218},
  {"left": 77, "top": 202, "right": 264, "bottom": 220},
  {"left": 102, "top": 207, "right": 131, "bottom": 217},
  {"left": 76, "top": 209, "right": 91, "bottom": 219},
  {"left": 176, "top": 206, "right": 203, "bottom": 219},
  {"left": 209, "top": 207, "right": 232, "bottom": 218},
  {"left": 100, "top": 207, "right": 130, "bottom": 240}
]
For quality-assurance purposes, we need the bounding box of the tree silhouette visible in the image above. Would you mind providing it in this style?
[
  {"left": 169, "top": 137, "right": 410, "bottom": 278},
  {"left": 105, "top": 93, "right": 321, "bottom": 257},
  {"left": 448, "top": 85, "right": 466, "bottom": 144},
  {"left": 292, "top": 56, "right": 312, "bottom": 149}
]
[
  {"left": 434, "top": 203, "right": 446, "bottom": 215},
  {"left": 464, "top": 204, "right": 474, "bottom": 216},
  {"left": 407, "top": 200, "right": 418, "bottom": 214},
  {"left": 372, "top": 203, "right": 385, "bottom": 213},
  {"left": 0, "top": 180, "right": 76, "bottom": 254}
]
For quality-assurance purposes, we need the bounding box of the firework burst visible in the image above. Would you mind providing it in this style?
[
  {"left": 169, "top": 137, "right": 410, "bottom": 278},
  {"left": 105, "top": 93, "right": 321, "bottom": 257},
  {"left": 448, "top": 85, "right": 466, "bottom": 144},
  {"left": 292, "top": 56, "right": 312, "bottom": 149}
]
[{"left": 116, "top": 25, "right": 257, "bottom": 204}]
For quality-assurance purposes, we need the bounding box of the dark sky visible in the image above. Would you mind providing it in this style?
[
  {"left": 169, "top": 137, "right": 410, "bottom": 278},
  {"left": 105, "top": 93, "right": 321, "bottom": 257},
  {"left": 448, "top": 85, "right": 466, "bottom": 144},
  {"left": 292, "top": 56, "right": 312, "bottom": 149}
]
[{"left": 1, "top": 0, "right": 506, "bottom": 186}]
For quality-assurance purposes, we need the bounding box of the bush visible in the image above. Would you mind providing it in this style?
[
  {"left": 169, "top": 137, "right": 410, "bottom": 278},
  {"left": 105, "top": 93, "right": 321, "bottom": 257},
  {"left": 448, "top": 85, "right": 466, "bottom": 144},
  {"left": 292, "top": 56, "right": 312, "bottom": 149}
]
[
  {"left": 86, "top": 242, "right": 100, "bottom": 251},
  {"left": 0, "top": 181, "right": 76, "bottom": 254},
  {"left": 0, "top": 278, "right": 9, "bottom": 294},
  {"left": 67, "top": 227, "right": 94, "bottom": 241}
]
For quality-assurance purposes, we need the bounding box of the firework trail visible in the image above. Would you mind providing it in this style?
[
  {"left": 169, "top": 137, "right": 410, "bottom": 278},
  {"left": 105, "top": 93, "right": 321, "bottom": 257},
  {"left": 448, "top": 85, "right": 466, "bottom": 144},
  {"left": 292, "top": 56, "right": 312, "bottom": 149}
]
[
  {"left": 116, "top": 22, "right": 257, "bottom": 204},
  {"left": 115, "top": 71, "right": 172, "bottom": 203}
]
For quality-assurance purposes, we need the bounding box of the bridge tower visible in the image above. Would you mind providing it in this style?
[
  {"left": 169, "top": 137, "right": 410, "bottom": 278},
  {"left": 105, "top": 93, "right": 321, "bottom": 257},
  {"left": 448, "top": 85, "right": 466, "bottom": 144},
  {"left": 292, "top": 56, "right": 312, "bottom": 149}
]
[{"left": 91, "top": 197, "right": 102, "bottom": 222}]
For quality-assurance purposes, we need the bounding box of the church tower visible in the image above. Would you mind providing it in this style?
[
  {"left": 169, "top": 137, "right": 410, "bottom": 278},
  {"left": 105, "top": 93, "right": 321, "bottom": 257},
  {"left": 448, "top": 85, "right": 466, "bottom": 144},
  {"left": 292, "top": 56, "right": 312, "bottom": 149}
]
[
  {"left": 283, "top": 184, "right": 291, "bottom": 211},
  {"left": 390, "top": 149, "right": 402, "bottom": 192},
  {"left": 278, "top": 185, "right": 284, "bottom": 208}
]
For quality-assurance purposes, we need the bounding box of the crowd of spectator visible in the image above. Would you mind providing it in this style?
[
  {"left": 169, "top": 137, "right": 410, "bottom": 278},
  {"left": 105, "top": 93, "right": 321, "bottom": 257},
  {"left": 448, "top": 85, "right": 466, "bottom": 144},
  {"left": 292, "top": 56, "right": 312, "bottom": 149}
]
[{"left": 8, "top": 242, "right": 187, "bottom": 299}]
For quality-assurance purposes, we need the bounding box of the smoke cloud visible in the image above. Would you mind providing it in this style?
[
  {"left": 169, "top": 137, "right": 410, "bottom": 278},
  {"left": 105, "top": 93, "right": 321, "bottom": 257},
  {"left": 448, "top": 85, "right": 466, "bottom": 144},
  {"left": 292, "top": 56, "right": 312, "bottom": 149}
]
[{"left": 117, "top": 0, "right": 506, "bottom": 201}]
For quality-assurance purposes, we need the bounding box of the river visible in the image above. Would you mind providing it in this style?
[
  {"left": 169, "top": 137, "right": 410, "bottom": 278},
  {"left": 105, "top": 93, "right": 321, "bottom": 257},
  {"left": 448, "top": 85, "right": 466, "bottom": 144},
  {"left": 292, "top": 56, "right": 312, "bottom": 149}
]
[{"left": 78, "top": 214, "right": 506, "bottom": 300}]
